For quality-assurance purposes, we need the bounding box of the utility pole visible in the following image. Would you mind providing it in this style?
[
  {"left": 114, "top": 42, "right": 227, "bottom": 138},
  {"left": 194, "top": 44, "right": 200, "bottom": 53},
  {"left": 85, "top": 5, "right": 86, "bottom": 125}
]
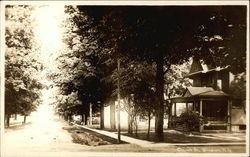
[
  {"left": 117, "top": 58, "right": 121, "bottom": 143},
  {"left": 89, "top": 103, "right": 92, "bottom": 125}
]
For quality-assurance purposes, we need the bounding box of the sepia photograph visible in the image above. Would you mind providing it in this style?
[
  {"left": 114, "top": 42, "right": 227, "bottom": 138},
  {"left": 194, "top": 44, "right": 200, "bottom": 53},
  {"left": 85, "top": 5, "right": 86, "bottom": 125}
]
[{"left": 0, "top": 1, "right": 249, "bottom": 156}]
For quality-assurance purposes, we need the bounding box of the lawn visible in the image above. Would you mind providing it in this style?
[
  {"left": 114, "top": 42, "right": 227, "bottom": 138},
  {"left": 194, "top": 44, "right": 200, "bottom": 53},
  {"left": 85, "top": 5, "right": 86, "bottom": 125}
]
[
  {"left": 122, "top": 131, "right": 246, "bottom": 143},
  {"left": 63, "top": 126, "right": 127, "bottom": 146},
  {"left": 85, "top": 124, "right": 246, "bottom": 143}
]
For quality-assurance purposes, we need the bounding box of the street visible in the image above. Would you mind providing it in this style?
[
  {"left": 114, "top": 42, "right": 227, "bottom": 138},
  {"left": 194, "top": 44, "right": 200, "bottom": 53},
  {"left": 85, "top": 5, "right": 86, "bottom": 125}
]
[
  {"left": 2, "top": 104, "right": 89, "bottom": 156},
  {"left": 2, "top": 103, "right": 246, "bottom": 156},
  {"left": 2, "top": 3, "right": 248, "bottom": 157}
]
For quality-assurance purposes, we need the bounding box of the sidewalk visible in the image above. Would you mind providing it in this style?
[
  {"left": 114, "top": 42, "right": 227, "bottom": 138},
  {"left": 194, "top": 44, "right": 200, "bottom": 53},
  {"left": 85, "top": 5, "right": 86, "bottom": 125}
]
[{"left": 74, "top": 124, "right": 246, "bottom": 148}]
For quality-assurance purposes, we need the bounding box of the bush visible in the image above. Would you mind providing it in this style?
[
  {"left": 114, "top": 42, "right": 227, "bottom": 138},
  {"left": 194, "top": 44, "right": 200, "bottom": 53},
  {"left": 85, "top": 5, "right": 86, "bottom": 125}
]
[{"left": 177, "top": 111, "right": 206, "bottom": 132}]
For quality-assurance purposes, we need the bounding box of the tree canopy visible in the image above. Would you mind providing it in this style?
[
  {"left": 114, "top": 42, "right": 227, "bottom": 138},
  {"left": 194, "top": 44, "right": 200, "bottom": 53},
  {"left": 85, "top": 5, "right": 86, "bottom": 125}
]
[
  {"left": 5, "top": 5, "right": 43, "bottom": 127},
  {"left": 76, "top": 6, "right": 246, "bottom": 141},
  {"left": 49, "top": 5, "right": 246, "bottom": 141}
]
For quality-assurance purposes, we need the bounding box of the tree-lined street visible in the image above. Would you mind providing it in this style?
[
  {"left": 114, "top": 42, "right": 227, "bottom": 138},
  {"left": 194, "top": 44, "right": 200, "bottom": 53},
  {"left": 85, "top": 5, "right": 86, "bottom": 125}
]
[
  {"left": 3, "top": 108, "right": 246, "bottom": 155},
  {"left": 2, "top": 3, "right": 247, "bottom": 155}
]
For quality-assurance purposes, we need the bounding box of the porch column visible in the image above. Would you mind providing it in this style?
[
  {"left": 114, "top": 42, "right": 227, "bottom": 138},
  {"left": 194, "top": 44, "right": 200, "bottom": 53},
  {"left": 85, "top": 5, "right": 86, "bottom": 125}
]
[
  {"left": 169, "top": 103, "right": 172, "bottom": 118},
  {"left": 199, "top": 100, "right": 203, "bottom": 132},
  {"left": 169, "top": 103, "right": 173, "bottom": 128},
  {"left": 227, "top": 99, "right": 232, "bottom": 132},
  {"left": 193, "top": 101, "right": 195, "bottom": 111},
  {"left": 174, "top": 103, "right": 177, "bottom": 116},
  {"left": 186, "top": 103, "right": 188, "bottom": 113}
]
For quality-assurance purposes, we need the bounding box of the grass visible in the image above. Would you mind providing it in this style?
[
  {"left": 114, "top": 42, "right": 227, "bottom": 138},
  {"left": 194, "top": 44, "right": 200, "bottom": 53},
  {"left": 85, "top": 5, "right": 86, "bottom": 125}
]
[
  {"left": 123, "top": 131, "right": 246, "bottom": 143},
  {"left": 78, "top": 124, "right": 246, "bottom": 143},
  {"left": 63, "top": 126, "right": 127, "bottom": 146},
  {"left": 64, "top": 126, "right": 246, "bottom": 153}
]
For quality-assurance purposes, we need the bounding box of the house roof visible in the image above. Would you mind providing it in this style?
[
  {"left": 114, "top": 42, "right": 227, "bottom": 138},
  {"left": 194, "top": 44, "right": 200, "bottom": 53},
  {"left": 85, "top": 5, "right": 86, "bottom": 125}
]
[
  {"left": 184, "top": 87, "right": 214, "bottom": 97},
  {"left": 184, "top": 87, "right": 229, "bottom": 97},
  {"left": 186, "top": 58, "right": 228, "bottom": 78},
  {"left": 198, "top": 90, "right": 230, "bottom": 97},
  {"left": 170, "top": 87, "right": 230, "bottom": 103}
]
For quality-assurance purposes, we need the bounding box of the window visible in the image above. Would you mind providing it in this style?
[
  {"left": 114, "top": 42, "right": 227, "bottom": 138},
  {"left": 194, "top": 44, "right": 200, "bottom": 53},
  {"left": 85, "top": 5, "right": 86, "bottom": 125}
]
[
  {"left": 176, "top": 103, "right": 186, "bottom": 116},
  {"left": 217, "top": 79, "right": 222, "bottom": 90},
  {"left": 187, "top": 103, "right": 193, "bottom": 112}
]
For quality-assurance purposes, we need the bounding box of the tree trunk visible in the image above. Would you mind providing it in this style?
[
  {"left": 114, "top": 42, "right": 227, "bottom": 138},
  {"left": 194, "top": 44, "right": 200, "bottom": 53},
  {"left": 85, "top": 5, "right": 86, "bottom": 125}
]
[
  {"left": 84, "top": 114, "right": 88, "bottom": 125},
  {"left": 67, "top": 113, "right": 70, "bottom": 122},
  {"left": 81, "top": 114, "right": 85, "bottom": 125},
  {"left": 63, "top": 112, "right": 66, "bottom": 120},
  {"left": 100, "top": 103, "right": 105, "bottom": 129},
  {"left": 147, "top": 111, "right": 151, "bottom": 140},
  {"left": 5, "top": 114, "right": 11, "bottom": 128},
  {"left": 128, "top": 114, "right": 133, "bottom": 134},
  {"left": 128, "top": 110, "right": 131, "bottom": 134},
  {"left": 89, "top": 103, "right": 93, "bottom": 125},
  {"left": 168, "top": 101, "right": 172, "bottom": 128},
  {"left": 155, "top": 54, "right": 165, "bottom": 142},
  {"left": 110, "top": 102, "right": 116, "bottom": 130},
  {"left": 130, "top": 115, "right": 134, "bottom": 134},
  {"left": 23, "top": 115, "right": 26, "bottom": 124},
  {"left": 15, "top": 114, "right": 17, "bottom": 120},
  {"left": 135, "top": 117, "right": 138, "bottom": 137},
  {"left": 128, "top": 98, "right": 133, "bottom": 134}
]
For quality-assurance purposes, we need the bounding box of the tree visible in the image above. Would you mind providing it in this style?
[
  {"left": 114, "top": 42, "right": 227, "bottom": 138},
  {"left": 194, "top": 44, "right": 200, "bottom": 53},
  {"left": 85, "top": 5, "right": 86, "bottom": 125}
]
[
  {"left": 50, "top": 6, "right": 116, "bottom": 128},
  {"left": 188, "top": 7, "right": 246, "bottom": 74},
  {"left": 133, "top": 81, "right": 155, "bottom": 139},
  {"left": 115, "top": 60, "right": 156, "bottom": 138},
  {"left": 5, "top": 5, "right": 43, "bottom": 127},
  {"left": 165, "top": 62, "right": 192, "bottom": 124},
  {"left": 78, "top": 6, "right": 246, "bottom": 141},
  {"left": 229, "top": 72, "right": 246, "bottom": 111}
]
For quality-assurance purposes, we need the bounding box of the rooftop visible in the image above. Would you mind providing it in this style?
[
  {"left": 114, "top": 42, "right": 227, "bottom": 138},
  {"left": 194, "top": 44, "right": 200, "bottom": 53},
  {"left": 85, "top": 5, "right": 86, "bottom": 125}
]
[
  {"left": 170, "top": 87, "right": 230, "bottom": 102},
  {"left": 187, "top": 59, "right": 228, "bottom": 78}
]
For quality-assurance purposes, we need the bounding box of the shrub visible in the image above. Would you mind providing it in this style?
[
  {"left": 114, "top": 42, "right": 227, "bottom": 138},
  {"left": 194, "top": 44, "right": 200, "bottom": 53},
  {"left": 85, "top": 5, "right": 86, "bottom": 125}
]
[{"left": 177, "top": 111, "right": 206, "bottom": 132}]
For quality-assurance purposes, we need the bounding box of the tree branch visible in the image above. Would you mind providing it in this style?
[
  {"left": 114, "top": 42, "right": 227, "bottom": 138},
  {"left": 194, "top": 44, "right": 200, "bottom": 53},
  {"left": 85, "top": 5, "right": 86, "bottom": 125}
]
[{"left": 163, "top": 64, "right": 171, "bottom": 75}]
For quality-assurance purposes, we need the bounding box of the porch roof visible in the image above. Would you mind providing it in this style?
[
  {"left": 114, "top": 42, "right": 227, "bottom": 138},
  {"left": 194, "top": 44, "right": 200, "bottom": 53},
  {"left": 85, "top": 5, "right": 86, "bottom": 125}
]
[
  {"left": 184, "top": 87, "right": 214, "bottom": 96},
  {"left": 170, "top": 87, "right": 230, "bottom": 103}
]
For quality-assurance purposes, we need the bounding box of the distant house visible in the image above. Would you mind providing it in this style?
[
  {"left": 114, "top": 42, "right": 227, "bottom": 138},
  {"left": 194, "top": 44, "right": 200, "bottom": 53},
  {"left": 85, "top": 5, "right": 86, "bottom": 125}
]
[
  {"left": 169, "top": 59, "right": 246, "bottom": 132},
  {"left": 103, "top": 100, "right": 169, "bottom": 131}
]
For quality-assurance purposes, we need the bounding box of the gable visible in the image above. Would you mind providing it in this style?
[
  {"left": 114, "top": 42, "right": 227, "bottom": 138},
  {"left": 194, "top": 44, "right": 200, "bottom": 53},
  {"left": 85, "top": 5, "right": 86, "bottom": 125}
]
[
  {"left": 189, "top": 59, "right": 203, "bottom": 74},
  {"left": 189, "top": 58, "right": 217, "bottom": 76},
  {"left": 184, "top": 87, "right": 214, "bottom": 97},
  {"left": 183, "top": 90, "right": 192, "bottom": 97}
]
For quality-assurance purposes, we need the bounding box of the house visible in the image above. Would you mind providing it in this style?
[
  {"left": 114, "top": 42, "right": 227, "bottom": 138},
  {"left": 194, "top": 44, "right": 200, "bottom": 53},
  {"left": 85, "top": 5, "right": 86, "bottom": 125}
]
[
  {"left": 169, "top": 59, "right": 246, "bottom": 132},
  {"left": 103, "top": 100, "right": 169, "bottom": 130}
]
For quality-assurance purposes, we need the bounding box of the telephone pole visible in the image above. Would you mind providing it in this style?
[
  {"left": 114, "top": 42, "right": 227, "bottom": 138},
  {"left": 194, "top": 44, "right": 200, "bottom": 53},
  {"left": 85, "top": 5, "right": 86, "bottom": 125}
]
[{"left": 117, "top": 58, "right": 121, "bottom": 143}]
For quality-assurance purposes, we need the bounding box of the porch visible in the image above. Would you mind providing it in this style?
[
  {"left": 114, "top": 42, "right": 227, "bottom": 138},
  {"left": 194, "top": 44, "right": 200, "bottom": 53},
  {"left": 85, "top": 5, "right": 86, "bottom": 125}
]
[{"left": 169, "top": 87, "right": 232, "bottom": 132}]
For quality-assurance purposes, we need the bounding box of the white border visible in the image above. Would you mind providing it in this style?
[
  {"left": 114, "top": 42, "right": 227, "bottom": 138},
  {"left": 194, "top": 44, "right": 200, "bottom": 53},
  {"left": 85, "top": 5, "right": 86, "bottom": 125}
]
[
  {"left": 0, "top": 1, "right": 249, "bottom": 157},
  {"left": 0, "top": 2, "right": 5, "bottom": 157},
  {"left": 0, "top": 1, "right": 249, "bottom": 6},
  {"left": 246, "top": 2, "right": 249, "bottom": 156}
]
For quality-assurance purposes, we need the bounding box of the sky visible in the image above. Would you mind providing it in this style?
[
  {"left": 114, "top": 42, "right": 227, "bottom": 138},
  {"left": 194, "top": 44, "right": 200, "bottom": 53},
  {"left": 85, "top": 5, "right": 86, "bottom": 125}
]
[
  {"left": 32, "top": 5, "right": 65, "bottom": 70},
  {"left": 31, "top": 5, "right": 66, "bottom": 117}
]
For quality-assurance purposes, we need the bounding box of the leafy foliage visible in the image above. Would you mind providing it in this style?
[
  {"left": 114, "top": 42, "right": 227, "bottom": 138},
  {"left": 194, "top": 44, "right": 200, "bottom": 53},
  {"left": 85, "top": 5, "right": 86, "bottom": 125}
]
[
  {"left": 165, "top": 62, "right": 192, "bottom": 99},
  {"left": 229, "top": 72, "right": 246, "bottom": 108},
  {"left": 171, "top": 111, "right": 206, "bottom": 132},
  {"left": 51, "top": 6, "right": 115, "bottom": 119},
  {"left": 78, "top": 6, "right": 246, "bottom": 141},
  {"left": 58, "top": 6, "right": 246, "bottom": 141},
  {"left": 5, "top": 5, "right": 42, "bottom": 126}
]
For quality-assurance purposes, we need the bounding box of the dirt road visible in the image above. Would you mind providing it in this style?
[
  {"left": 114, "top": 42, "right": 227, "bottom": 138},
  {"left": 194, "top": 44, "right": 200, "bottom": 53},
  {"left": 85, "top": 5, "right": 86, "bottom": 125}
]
[{"left": 2, "top": 105, "right": 89, "bottom": 157}]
